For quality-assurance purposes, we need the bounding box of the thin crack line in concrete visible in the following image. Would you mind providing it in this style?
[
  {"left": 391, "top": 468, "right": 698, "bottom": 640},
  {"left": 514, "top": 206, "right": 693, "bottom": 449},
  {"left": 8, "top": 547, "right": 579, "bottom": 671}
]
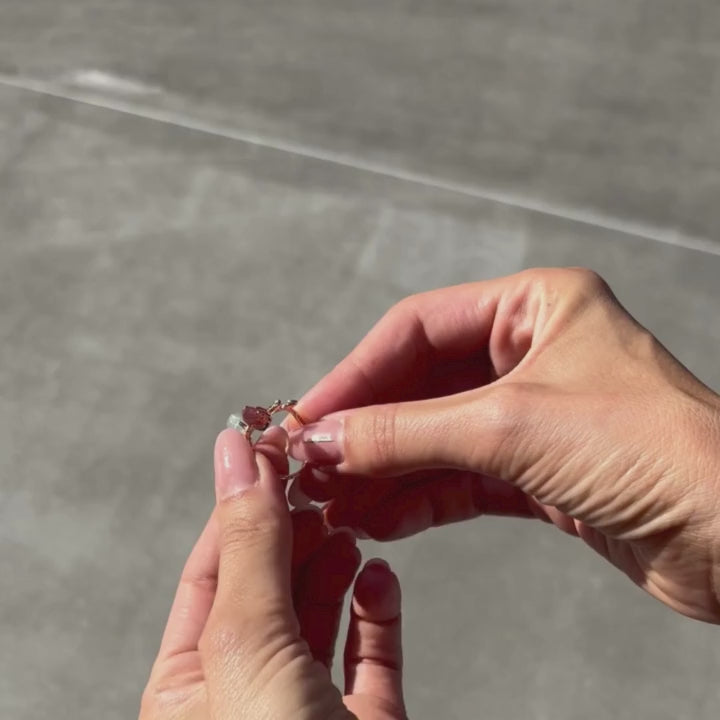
[{"left": 1, "top": 73, "right": 718, "bottom": 258}]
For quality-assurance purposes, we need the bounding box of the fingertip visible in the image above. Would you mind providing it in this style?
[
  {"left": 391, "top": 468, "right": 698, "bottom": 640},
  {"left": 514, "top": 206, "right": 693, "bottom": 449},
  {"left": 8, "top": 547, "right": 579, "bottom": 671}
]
[
  {"left": 290, "top": 507, "right": 326, "bottom": 548},
  {"left": 297, "top": 527, "right": 362, "bottom": 605},
  {"left": 255, "top": 426, "right": 290, "bottom": 478},
  {"left": 287, "top": 476, "right": 313, "bottom": 509},
  {"left": 255, "top": 451, "right": 287, "bottom": 502},
  {"left": 290, "top": 504, "right": 326, "bottom": 523},
  {"left": 279, "top": 403, "right": 307, "bottom": 433},
  {"left": 344, "top": 556, "right": 404, "bottom": 707},
  {"left": 215, "top": 426, "right": 252, "bottom": 459},
  {"left": 364, "top": 557, "right": 389, "bottom": 569},
  {"left": 330, "top": 529, "right": 362, "bottom": 569},
  {"left": 330, "top": 526, "right": 358, "bottom": 545},
  {"left": 290, "top": 508, "right": 326, "bottom": 584},
  {"left": 257, "top": 425, "right": 289, "bottom": 451},
  {"left": 294, "top": 520, "right": 360, "bottom": 669},
  {"left": 353, "top": 558, "right": 401, "bottom": 620},
  {"left": 209, "top": 436, "right": 295, "bottom": 642},
  {"left": 323, "top": 497, "right": 354, "bottom": 529},
  {"left": 214, "top": 428, "right": 258, "bottom": 502},
  {"left": 287, "top": 417, "right": 345, "bottom": 466},
  {"left": 330, "top": 530, "right": 363, "bottom": 586},
  {"left": 297, "top": 465, "right": 341, "bottom": 503},
  {"left": 323, "top": 501, "right": 372, "bottom": 540}
]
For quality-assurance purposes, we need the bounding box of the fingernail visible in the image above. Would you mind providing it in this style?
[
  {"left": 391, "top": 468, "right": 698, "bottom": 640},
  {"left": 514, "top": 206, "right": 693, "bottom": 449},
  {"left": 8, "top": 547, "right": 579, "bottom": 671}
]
[
  {"left": 257, "top": 425, "right": 289, "bottom": 452},
  {"left": 331, "top": 526, "right": 357, "bottom": 544},
  {"left": 364, "top": 557, "right": 390, "bottom": 571},
  {"left": 287, "top": 477, "right": 312, "bottom": 508},
  {"left": 310, "top": 466, "right": 334, "bottom": 484},
  {"left": 288, "top": 419, "right": 344, "bottom": 465},
  {"left": 291, "top": 505, "right": 324, "bottom": 519},
  {"left": 214, "top": 428, "right": 258, "bottom": 501}
]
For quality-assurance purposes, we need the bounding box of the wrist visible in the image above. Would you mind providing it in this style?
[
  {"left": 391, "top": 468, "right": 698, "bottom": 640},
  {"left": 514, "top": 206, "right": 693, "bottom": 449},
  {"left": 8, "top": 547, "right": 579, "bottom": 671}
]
[
  {"left": 689, "top": 390, "right": 720, "bottom": 512},
  {"left": 704, "top": 391, "right": 720, "bottom": 499},
  {"left": 708, "top": 391, "right": 720, "bottom": 519},
  {"left": 694, "top": 391, "right": 720, "bottom": 614},
  {"left": 709, "top": 394, "right": 720, "bottom": 614}
]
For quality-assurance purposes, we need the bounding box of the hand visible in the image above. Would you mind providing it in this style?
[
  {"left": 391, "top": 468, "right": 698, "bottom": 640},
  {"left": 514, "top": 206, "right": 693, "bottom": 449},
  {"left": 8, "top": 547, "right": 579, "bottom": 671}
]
[
  {"left": 141, "top": 427, "right": 406, "bottom": 720},
  {"left": 287, "top": 268, "right": 720, "bottom": 622}
]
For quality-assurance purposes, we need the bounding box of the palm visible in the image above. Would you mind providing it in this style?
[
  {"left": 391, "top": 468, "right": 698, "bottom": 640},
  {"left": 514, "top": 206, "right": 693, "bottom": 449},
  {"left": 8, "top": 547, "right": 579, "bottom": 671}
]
[
  {"left": 142, "top": 511, "right": 356, "bottom": 719},
  {"left": 143, "top": 508, "right": 407, "bottom": 719}
]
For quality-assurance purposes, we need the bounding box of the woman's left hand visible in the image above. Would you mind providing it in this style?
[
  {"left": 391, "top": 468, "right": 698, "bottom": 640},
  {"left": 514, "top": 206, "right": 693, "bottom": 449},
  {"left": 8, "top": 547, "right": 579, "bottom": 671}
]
[{"left": 140, "top": 427, "right": 406, "bottom": 720}]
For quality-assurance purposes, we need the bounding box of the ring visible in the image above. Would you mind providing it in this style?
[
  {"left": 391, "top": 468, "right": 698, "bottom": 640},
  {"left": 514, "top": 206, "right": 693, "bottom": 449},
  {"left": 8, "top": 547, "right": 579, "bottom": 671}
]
[{"left": 227, "top": 399, "right": 306, "bottom": 481}]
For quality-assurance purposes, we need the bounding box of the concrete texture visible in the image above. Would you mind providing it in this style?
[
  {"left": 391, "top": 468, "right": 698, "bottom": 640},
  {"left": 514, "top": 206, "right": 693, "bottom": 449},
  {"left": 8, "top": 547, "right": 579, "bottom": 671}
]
[
  {"left": 2, "top": 0, "right": 720, "bottom": 246},
  {"left": 0, "top": 2, "right": 719, "bottom": 719}
]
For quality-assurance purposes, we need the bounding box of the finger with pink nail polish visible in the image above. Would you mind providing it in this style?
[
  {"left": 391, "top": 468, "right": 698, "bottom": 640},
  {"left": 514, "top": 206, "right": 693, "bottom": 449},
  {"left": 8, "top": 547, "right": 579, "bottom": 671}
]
[{"left": 288, "top": 419, "right": 344, "bottom": 465}]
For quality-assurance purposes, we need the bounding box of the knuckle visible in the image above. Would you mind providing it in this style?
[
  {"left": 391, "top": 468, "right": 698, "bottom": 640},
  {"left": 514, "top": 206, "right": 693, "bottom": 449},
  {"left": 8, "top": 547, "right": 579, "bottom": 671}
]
[
  {"left": 516, "top": 266, "right": 551, "bottom": 285},
  {"left": 475, "top": 383, "right": 535, "bottom": 473},
  {"left": 367, "top": 404, "right": 399, "bottom": 473},
  {"left": 200, "top": 612, "right": 270, "bottom": 658},
  {"left": 518, "top": 268, "right": 615, "bottom": 329},
  {"left": 487, "top": 382, "right": 531, "bottom": 426},
  {"left": 199, "top": 618, "right": 244, "bottom": 659},
  {"left": 563, "top": 267, "right": 611, "bottom": 296},
  {"left": 199, "top": 605, "right": 295, "bottom": 664},
  {"left": 520, "top": 266, "right": 610, "bottom": 298},
  {"left": 140, "top": 679, "right": 189, "bottom": 716},
  {"left": 393, "top": 293, "right": 419, "bottom": 314},
  {"left": 220, "top": 502, "right": 287, "bottom": 554},
  {"left": 385, "top": 294, "right": 420, "bottom": 329}
]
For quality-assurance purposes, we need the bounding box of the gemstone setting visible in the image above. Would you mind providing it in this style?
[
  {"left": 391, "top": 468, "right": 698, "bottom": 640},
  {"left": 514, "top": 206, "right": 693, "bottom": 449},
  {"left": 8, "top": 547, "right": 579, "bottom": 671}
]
[{"left": 241, "top": 405, "right": 273, "bottom": 431}]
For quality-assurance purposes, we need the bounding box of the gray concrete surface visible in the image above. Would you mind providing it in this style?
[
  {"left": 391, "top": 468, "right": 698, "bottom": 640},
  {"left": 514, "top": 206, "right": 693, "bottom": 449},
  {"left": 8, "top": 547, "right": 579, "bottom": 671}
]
[
  {"left": 2, "top": 0, "right": 720, "bottom": 246},
  {"left": 0, "top": 2, "right": 719, "bottom": 719}
]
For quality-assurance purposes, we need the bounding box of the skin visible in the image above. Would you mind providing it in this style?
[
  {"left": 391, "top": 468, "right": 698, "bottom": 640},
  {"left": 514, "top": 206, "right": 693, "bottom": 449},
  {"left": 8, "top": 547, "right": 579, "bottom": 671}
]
[
  {"left": 141, "top": 428, "right": 407, "bottom": 720},
  {"left": 289, "top": 268, "right": 720, "bottom": 623},
  {"left": 142, "top": 267, "right": 720, "bottom": 719}
]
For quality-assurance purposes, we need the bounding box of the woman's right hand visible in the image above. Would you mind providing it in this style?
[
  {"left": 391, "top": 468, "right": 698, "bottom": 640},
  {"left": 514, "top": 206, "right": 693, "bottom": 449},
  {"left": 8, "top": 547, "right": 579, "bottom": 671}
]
[{"left": 287, "top": 268, "right": 720, "bottom": 622}]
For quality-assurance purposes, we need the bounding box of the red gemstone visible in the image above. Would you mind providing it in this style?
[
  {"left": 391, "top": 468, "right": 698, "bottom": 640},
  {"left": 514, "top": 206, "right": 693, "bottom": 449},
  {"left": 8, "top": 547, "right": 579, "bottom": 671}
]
[{"left": 242, "top": 406, "right": 272, "bottom": 430}]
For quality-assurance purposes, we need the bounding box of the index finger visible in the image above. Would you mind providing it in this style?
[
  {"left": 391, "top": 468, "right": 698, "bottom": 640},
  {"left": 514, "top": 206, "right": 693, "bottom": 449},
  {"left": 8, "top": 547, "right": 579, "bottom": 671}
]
[
  {"left": 295, "top": 274, "right": 533, "bottom": 423},
  {"left": 153, "top": 512, "right": 219, "bottom": 667}
]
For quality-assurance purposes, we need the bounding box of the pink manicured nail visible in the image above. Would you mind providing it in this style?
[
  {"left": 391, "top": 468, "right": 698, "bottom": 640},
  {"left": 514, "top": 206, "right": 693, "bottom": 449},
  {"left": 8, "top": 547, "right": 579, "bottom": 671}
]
[
  {"left": 288, "top": 419, "right": 344, "bottom": 465},
  {"left": 364, "top": 558, "right": 390, "bottom": 571},
  {"left": 214, "top": 428, "right": 258, "bottom": 501},
  {"left": 257, "top": 425, "right": 289, "bottom": 451},
  {"left": 310, "top": 467, "right": 334, "bottom": 484},
  {"left": 331, "top": 526, "right": 358, "bottom": 543}
]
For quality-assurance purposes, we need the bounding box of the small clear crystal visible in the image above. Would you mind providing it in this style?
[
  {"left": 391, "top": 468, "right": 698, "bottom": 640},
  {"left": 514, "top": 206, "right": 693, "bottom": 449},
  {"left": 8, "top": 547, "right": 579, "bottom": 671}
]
[{"left": 226, "top": 414, "right": 247, "bottom": 432}]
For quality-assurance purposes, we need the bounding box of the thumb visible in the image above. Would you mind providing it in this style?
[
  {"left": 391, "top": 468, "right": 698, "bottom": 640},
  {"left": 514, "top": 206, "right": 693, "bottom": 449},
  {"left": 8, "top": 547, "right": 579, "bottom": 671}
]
[
  {"left": 202, "top": 428, "right": 295, "bottom": 662},
  {"left": 287, "top": 384, "right": 536, "bottom": 479}
]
